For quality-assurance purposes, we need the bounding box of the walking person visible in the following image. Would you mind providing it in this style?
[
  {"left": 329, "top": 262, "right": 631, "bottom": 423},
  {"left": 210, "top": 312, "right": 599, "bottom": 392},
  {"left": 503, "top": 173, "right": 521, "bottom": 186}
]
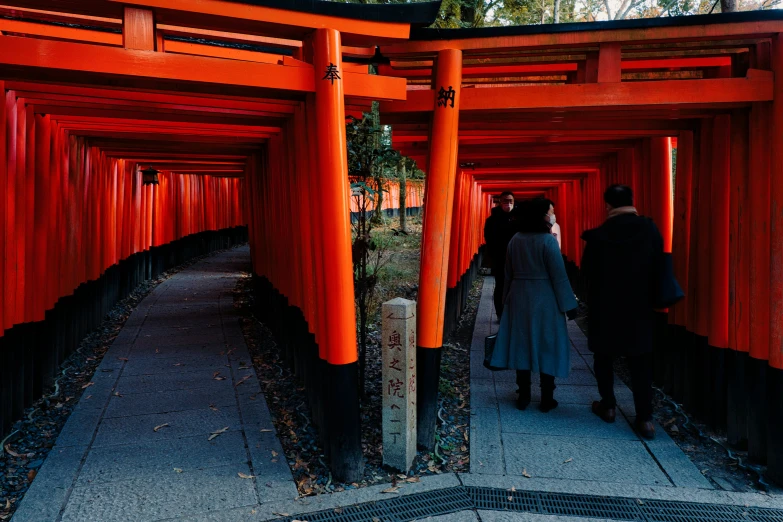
[
  {"left": 544, "top": 198, "right": 562, "bottom": 251},
  {"left": 488, "top": 199, "right": 578, "bottom": 412},
  {"left": 581, "top": 185, "right": 666, "bottom": 440},
  {"left": 484, "top": 191, "right": 517, "bottom": 319}
]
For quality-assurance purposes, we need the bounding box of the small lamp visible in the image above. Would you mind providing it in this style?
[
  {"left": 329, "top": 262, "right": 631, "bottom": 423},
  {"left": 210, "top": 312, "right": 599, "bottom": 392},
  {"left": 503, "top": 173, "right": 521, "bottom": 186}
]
[{"left": 141, "top": 166, "right": 159, "bottom": 186}]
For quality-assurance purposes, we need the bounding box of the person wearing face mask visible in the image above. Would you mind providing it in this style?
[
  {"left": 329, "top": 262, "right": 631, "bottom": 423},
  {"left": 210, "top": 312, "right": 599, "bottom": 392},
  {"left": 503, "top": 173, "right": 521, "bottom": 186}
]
[
  {"left": 487, "top": 199, "right": 579, "bottom": 412},
  {"left": 484, "top": 191, "right": 517, "bottom": 319},
  {"left": 543, "top": 199, "right": 562, "bottom": 251}
]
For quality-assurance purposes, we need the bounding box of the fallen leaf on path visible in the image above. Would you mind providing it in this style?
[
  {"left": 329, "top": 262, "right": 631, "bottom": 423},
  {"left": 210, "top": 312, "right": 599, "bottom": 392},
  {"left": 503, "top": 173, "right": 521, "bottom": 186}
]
[
  {"left": 238, "top": 472, "right": 256, "bottom": 479},
  {"left": 4, "top": 500, "right": 9, "bottom": 510},
  {"left": 153, "top": 423, "right": 170, "bottom": 432},
  {"left": 114, "top": 392, "right": 123, "bottom": 398},
  {"left": 271, "top": 450, "right": 278, "bottom": 457},
  {"left": 81, "top": 382, "right": 94, "bottom": 389},
  {"left": 260, "top": 429, "right": 273, "bottom": 432},
  {"left": 405, "top": 477, "right": 420, "bottom": 483},
  {"left": 174, "top": 468, "right": 183, "bottom": 473},
  {"left": 209, "top": 404, "right": 219, "bottom": 412},
  {"left": 271, "top": 512, "right": 289, "bottom": 517},
  {"left": 118, "top": 357, "right": 129, "bottom": 362},
  {"left": 522, "top": 469, "right": 531, "bottom": 478},
  {"left": 235, "top": 375, "right": 251, "bottom": 386},
  {"left": 4, "top": 444, "right": 25, "bottom": 458},
  {"left": 173, "top": 363, "right": 184, "bottom": 367},
  {"left": 208, "top": 427, "right": 229, "bottom": 441},
  {"left": 382, "top": 486, "right": 400, "bottom": 494},
  {"left": 563, "top": 458, "right": 573, "bottom": 464}
]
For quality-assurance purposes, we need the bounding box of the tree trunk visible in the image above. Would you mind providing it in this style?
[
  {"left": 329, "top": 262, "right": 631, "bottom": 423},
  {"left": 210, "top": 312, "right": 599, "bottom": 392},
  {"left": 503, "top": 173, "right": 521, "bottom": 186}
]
[
  {"left": 553, "top": 0, "right": 561, "bottom": 22},
  {"left": 399, "top": 164, "right": 407, "bottom": 233},
  {"left": 720, "top": 0, "right": 737, "bottom": 11}
]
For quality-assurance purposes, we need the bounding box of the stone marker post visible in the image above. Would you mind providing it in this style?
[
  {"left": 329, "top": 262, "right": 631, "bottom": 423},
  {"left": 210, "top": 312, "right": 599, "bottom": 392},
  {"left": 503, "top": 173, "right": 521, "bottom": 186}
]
[{"left": 382, "top": 298, "right": 417, "bottom": 472}]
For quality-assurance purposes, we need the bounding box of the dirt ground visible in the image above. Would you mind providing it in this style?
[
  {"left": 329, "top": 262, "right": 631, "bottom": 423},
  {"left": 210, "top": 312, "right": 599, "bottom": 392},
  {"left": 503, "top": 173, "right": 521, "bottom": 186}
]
[{"left": 235, "top": 218, "right": 476, "bottom": 496}]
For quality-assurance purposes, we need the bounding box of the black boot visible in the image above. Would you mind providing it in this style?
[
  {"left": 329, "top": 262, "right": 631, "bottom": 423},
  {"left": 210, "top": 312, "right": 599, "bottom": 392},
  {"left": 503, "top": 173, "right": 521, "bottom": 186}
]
[
  {"left": 516, "top": 370, "right": 531, "bottom": 410},
  {"left": 539, "top": 374, "right": 558, "bottom": 413}
]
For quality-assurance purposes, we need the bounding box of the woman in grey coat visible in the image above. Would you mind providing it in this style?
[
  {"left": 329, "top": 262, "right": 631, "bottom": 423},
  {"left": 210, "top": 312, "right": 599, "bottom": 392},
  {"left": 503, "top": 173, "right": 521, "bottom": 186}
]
[{"left": 489, "top": 199, "right": 578, "bottom": 412}]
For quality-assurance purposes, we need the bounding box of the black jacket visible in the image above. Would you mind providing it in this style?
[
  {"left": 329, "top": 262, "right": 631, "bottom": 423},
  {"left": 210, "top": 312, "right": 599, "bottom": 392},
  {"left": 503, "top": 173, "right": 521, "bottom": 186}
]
[
  {"left": 581, "top": 213, "right": 664, "bottom": 356},
  {"left": 483, "top": 206, "right": 516, "bottom": 272}
]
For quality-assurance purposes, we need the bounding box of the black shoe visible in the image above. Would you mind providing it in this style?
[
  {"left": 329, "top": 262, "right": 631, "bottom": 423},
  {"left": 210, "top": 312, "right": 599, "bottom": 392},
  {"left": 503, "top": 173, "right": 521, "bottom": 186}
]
[
  {"left": 634, "top": 420, "right": 656, "bottom": 440},
  {"left": 591, "top": 401, "right": 616, "bottom": 423},
  {"left": 539, "top": 398, "right": 559, "bottom": 413}
]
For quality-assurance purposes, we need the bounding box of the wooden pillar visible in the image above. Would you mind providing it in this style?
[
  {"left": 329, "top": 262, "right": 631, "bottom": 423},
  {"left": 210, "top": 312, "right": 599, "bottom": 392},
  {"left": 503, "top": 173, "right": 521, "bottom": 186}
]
[
  {"left": 649, "top": 137, "right": 673, "bottom": 253},
  {"left": 748, "top": 102, "right": 771, "bottom": 462},
  {"left": 727, "top": 109, "right": 750, "bottom": 447},
  {"left": 311, "top": 27, "right": 361, "bottom": 482},
  {"left": 417, "top": 48, "right": 462, "bottom": 450},
  {"left": 767, "top": 34, "right": 783, "bottom": 483}
]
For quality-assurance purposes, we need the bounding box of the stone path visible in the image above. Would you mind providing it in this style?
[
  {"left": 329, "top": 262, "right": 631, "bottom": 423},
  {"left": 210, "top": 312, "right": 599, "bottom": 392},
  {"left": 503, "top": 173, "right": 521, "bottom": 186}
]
[
  {"left": 15, "top": 257, "right": 783, "bottom": 522},
  {"left": 469, "top": 277, "right": 712, "bottom": 491},
  {"left": 13, "top": 246, "right": 298, "bottom": 522}
]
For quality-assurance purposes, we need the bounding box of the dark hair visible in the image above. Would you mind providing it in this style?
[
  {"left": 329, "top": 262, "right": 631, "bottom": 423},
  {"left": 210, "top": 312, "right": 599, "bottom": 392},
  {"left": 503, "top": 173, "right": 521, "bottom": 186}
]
[
  {"left": 536, "top": 197, "right": 554, "bottom": 210},
  {"left": 515, "top": 199, "right": 552, "bottom": 234},
  {"left": 604, "top": 184, "right": 633, "bottom": 208},
  {"left": 499, "top": 191, "right": 514, "bottom": 199}
]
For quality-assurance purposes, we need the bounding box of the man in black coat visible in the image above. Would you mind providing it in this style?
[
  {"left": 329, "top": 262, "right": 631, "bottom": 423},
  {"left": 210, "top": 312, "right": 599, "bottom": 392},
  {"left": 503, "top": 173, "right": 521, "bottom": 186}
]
[
  {"left": 484, "top": 191, "right": 516, "bottom": 319},
  {"left": 581, "top": 185, "right": 664, "bottom": 440}
]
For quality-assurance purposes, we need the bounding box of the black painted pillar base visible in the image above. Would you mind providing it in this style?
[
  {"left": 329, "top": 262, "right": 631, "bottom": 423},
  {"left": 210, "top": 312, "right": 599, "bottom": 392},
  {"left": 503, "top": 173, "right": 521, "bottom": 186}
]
[
  {"left": 708, "top": 346, "right": 728, "bottom": 430},
  {"left": 325, "top": 361, "right": 363, "bottom": 483},
  {"left": 726, "top": 350, "right": 748, "bottom": 448},
  {"left": 746, "top": 355, "right": 768, "bottom": 463},
  {"left": 417, "top": 346, "right": 442, "bottom": 450},
  {"left": 766, "top": 366, "right": 783, "bottom": 486},
  {"left": 682, "top": 331, "right": 700, "bottom": 414}
]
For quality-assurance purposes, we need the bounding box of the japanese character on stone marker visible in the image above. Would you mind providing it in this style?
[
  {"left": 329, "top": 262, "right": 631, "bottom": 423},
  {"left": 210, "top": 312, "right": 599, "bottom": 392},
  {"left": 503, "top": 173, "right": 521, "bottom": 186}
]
[
  {"left": 409, "top": 374, "right": 416, "bottom": 393},
  {"left": 323, "top": 63, "right": 341, "bottom": 84},
  {"left": 388, "top": 378, "right": 404, "bottom": 398},
  {"left": 389, "top": 358, "right": 402, "bottom": 372},
  {"left": 437, "top": 85, "right": 456, "bottom": 108},
  {"left": 390, "top": 404, "right": 401, "bottom": 410},
  {"left": 388, "top": 331, "right": 402, "bottom": 351}
]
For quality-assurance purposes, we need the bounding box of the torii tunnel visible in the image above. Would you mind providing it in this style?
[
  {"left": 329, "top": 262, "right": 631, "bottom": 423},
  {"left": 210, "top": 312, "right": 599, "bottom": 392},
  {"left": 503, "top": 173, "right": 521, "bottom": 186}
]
[{"left": 1, "top": 0, "right": 783, "bottom": 485}]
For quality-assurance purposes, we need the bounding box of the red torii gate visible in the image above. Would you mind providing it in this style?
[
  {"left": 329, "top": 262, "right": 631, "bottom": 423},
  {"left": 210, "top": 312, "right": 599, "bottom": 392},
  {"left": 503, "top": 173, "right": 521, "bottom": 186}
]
[
  {"left": 380, "top": 11, "right": 783, "bottom": 483},
  {"left": 0, "top": 0, "right": 441, "bottom": 482},
  {"left": 2, "top": 0, "right": 783, "bottom": 486}
]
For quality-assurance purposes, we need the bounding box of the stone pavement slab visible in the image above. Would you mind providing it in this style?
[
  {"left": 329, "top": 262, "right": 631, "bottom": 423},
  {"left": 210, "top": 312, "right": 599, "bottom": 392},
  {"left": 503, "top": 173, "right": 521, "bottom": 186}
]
[
  {"left": 501, "top": 434, "right": 670, "bottom": 485},
  {"left": 471, "top": 276, "right": 712, "bottom": 491},
  {"left": 13, "top": 247, "right": 299, "bottom": 522}
]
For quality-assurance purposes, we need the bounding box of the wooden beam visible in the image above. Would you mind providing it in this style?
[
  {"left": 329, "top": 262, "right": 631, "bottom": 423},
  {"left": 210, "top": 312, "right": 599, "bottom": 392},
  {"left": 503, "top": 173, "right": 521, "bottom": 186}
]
[
  {"left": 108, "top": 0, "right": 411, "bottom": 43},
  {"left": 0, "top": 35, "right": 406, "bottom": 100},
  {"left": 381, "top": 75, "right": 772, "bottom": 113},
  {"left": 380, "top": 21, "right": 783, "bottom": 56},
  {"left": 0, "top": 18, "right": 121, "bottom": 46}
]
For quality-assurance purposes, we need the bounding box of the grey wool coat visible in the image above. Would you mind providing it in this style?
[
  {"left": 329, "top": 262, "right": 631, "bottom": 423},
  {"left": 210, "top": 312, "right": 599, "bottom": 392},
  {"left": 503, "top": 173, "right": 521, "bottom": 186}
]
[{"left": 489, "top": 232, "right": 578, "bottom": 378}]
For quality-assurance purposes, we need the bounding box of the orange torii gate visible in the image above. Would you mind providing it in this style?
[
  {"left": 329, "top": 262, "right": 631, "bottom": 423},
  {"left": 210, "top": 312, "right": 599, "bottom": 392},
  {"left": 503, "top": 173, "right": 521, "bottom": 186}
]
[
  {"left": 0, "top": 0, "right": 441, "bottom": 482},
  {"left": 3, "top": 0, "right": 783, "bottom": 486},
  {"left": 380, "top": 11, "right": 783, "bottom": 483}
]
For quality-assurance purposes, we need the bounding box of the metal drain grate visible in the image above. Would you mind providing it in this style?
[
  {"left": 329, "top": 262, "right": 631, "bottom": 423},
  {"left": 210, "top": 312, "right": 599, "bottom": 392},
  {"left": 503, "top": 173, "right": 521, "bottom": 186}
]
[
  {"left": 748, "top": 507, "right": 783, "bottom": 522},
  {"left": 541, "top": 492, "right": 643, "bottom": 520},
  {"left": 384, "top": 486, "right": 473, "bottom": 521},
  {"left": 466, "top": 485, "right": 539, "bottom": 512},
  {"left": 639, "top": 500, "right": 754, "bottom": 522},
  {"left": 270, "top": 484, "right": 783, "bottom": 522}
]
